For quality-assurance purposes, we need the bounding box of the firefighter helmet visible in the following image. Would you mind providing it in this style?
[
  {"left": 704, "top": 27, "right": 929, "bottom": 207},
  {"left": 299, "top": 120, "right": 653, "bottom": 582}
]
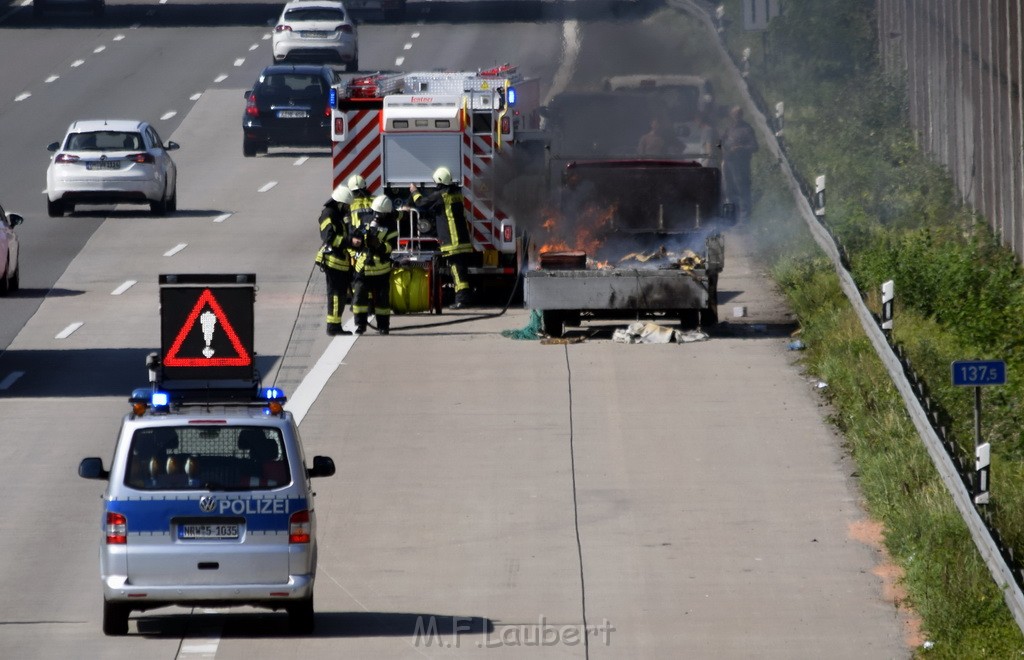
[
  {"left": 348, "top": 174, "right": 367, "bottom": 192},
  {"left": 331, "top": 185, "right": 354, "bottom": 205},
  {"left": 432, "top": 166, "right": 453, "bottom": 186},
  {"left": 371, "top": 195, "right": 393, "bottom": 214}
]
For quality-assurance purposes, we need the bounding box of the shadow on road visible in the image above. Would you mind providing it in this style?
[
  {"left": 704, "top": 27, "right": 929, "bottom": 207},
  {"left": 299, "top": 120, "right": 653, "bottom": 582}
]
[
  {"left": 0, "top": 347, "right": 280, "bottom": 397},
  {"left": 134, "top": 610, "right": 495, "bottom": 639}
]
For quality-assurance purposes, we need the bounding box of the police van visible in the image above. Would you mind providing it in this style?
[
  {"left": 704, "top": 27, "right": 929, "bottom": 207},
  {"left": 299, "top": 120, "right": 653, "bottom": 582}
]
[{"left": 78, "top": 275, "right": 336, "bottom": 636}]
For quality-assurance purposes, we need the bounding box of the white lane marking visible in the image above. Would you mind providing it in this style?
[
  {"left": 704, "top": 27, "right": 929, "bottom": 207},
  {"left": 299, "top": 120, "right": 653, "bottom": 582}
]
[
  {"left": 19, "top": 0, "right": 30, "bottom": 5},
  {"left": 0, "top": 372, "right": 24, "bottom": 390},
  {"left": 111, "top": 280, "right": 137, "bottom": 295},
  {"left": 93, "top": 45, "right": 105, "bottom": 53},
  {"left": 160, "top": 111, "right": 177, "bottom": 120},
  {"left": 213, "top": 213, "right": 231, "bottom": 223},
  {"left": 293, "top": 156, "right": 308, "bottom": 166},
  {"left": 395, "top": 56, "right": 405, "bottom": 67},
  {"left": 55, "top": 322, "right": 84, "bottom": 339},
  {"left": 113, "top": 34, "right": 125, "bottom": 41},
  {"left": 130, "top": 22, "right": 141, "bottom": 29},
  {"left": 285, "top": 334, "right": 358, "bottom": 425},
  {"left": 190, "top": 93, "right": 202, "bottom": 101},
  {"left": 71, "top": 59, "right": 85, "bottom": 68},
  {"left": 45, "top": 75, "right": 59, "bottom": 83},
  {"left": 403, "top": 42, "right": 412, "bottom": 50},
  {"left": 233, "top": 58, "right": 245, "bottom": 67},
  {"left": 249, "top": 43, "right": 259, "bottom": 51},
  {"left": 258, "top": 181, "right": 277, "bottom": 193},
  {"left": 214, "top": 74, "right": 228, "bottom": 83},
  {"left": 164, "top": 243, "right": 188, "bottom": 257},
  {"left": 411, "top": 31, "right": 420, "bottom": 38},
  {"left": 262, "top": 33, "right": 271, "bottom": 40},
  {"left": 159, "top": 0, "right": 167, "bottom": 4},
  {"left": 15, "top": 92, "right": 30, "bottom": 102}
]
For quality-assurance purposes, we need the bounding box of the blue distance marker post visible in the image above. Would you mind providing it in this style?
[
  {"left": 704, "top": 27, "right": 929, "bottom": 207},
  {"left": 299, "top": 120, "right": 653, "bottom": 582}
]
[{"left": 951, "top": 360, "right": 1007, "bottom": 505}]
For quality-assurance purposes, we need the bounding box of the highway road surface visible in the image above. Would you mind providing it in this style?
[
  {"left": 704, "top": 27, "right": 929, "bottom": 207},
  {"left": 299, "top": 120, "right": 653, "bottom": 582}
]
[{"left": 0, "top": 1, "right": 911, "bottom": 657}]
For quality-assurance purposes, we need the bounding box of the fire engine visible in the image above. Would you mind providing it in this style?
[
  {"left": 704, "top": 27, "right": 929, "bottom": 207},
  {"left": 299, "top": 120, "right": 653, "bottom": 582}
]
[{"left": 329, "top": 65, "right": 543, "bottom": 299}]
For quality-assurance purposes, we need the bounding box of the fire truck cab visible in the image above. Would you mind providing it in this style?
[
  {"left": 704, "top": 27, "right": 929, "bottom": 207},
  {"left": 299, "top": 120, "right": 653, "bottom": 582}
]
[{"left": 329, "top": 65, "right": 543, "bottom": 300}]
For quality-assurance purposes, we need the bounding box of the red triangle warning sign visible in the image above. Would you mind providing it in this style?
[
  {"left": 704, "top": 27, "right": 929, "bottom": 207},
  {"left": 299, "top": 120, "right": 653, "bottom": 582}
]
[{"left": 164, "top": 288, "right": 252, "bottom": 367}]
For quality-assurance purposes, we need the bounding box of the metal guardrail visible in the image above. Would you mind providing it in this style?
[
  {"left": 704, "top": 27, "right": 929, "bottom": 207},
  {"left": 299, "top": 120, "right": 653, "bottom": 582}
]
[{"left": 674, "top": 0, "right": 1024, "bottom": 633}]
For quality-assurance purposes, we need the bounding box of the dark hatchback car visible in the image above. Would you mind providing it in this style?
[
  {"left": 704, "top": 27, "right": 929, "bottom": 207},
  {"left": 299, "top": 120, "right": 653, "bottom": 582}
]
[{"left": 243, "top": 64, "right": 340, "bottom": 157}]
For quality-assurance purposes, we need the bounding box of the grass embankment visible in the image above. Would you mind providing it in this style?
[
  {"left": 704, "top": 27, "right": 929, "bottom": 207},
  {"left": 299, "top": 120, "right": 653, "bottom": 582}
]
[{"left": 666, "top": 0, "right": 1024, "bottom": 654}]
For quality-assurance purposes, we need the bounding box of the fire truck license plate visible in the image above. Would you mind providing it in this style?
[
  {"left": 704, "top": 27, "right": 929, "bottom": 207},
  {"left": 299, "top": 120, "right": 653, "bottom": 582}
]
[
  {"left": 277, "top": 110, "right": 309, "bottom": 119},
  {"left": 179, "top": 524, "right": 240, "bottom": 540}
]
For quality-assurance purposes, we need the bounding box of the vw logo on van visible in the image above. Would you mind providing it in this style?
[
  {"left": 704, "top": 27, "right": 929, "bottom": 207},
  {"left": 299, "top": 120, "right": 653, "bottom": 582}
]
[{"left": 199, "top": 496, "right": 216, "bottom": 512}]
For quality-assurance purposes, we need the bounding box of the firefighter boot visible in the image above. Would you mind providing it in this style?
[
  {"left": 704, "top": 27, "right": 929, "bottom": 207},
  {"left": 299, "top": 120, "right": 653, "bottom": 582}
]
[
  {"left": 354, "top": 313, "right": 367, "bottom": 335},
  {"left": 326, "top": 323, "right": 352, "bottom": 336},
  {"left": 452, "top": 289, "right": 472, "bottom": 310},
  {"left": 377, "top": 315, "right": 390, "bottom": 335}
]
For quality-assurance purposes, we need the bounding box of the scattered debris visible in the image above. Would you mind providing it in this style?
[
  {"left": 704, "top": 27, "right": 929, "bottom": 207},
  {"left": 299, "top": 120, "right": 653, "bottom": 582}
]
[
  {"left": 732, "top": 306, "right": 747, "bottom": 318},
  {"left": 541, "top": 336, "right": 586, "bottom": 345},
  {"left": 788, "top": 339, "right": 806, "bottom": 350},
  {"left": 612, "top": 321, "right": 709, "bottom": 345}
]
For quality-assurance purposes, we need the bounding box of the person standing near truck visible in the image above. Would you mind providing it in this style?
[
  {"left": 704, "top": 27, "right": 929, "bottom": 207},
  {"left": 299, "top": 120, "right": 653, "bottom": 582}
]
[
  {"left": 350, "top": 194, "right": 397, "bottom": 335},
  {"left": 720, "top": 105, "right": 758, "bottom": 223},
  {"left": 316, "top": 184, "right": 356, "bottom": 336},
  {"left": 409, "top": 166, "right": 475, "bottom": 309}
]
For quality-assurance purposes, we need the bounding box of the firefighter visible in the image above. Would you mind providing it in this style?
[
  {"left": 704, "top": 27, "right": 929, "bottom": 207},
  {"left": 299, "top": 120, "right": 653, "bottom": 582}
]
[
  {"left": 409, "top": 166, "right": 475, "bottom": 309},
  {"left": 316, "top": 184, "right": 356, "bottom": 336},
  {"left": 350, "top": 194, "right": 398, "bottom": 335},
  {"left": 348, "top": 174, "right": 375, "bottom": 229}
]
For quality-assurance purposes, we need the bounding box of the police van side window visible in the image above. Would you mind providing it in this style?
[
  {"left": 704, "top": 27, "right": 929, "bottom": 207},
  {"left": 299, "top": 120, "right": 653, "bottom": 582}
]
[{"left": 126, "top": 427, "right": 291, "bottom": 491}]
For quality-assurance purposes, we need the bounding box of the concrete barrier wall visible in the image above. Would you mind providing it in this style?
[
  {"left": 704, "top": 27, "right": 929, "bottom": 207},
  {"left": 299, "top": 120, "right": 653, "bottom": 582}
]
[{"left": 878, "top": 0, "right": 1023, "bottom": 261}]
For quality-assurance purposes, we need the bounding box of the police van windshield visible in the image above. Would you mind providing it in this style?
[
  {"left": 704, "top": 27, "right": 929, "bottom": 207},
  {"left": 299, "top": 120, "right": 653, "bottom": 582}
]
[{"left": 126, "top": 426, "right": 291, "bottom": 491}]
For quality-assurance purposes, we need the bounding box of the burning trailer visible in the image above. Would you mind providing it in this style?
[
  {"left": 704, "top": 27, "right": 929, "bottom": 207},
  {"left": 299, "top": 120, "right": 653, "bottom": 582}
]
[{"left": 523, "top": 159, "right": 728, "bottom": 338}]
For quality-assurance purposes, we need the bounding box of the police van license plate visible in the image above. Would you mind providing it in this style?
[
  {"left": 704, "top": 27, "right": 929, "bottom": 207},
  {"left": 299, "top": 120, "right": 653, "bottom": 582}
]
[
  {"left": 277, "top": 109, "right": 309, "bottom": 119},
  {"left": 179, "top": 523, "right": 240, "bottom": 540}
]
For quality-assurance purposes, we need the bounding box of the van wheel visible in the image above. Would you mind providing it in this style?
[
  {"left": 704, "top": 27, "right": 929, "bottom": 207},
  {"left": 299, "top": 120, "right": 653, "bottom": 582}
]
[
  {"left": 287, "top": 596, "right": 315, "bottom": 635},
  {"left": 102, "top": 601, "right": 130, "bottom": 636}
]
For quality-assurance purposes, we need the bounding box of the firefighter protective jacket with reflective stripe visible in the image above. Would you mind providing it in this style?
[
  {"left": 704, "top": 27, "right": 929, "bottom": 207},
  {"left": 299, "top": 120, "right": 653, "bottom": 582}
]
[
  {"left": 412, "top": 185, "right": 474, "bottom": 256},
  {"left": 315, "top": 200, "right": 353, "bottom": 271},
  {"left": 350, "top": 191, "right": 374, "bottom": 227},
  {"left": 351, "top": 215, "right": 397, "bottom": 276}
]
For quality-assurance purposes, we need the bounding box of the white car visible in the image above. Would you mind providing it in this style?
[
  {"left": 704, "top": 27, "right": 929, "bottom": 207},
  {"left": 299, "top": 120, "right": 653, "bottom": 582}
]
[
  {"left": 46, "top": 120, "right": 179, "bottom": 217},
  {"left": 0, "top": 202, "right": 24, "bottom": 295},
  {"left": 272, "top": 0, "right": 358, "bottom": 71}
]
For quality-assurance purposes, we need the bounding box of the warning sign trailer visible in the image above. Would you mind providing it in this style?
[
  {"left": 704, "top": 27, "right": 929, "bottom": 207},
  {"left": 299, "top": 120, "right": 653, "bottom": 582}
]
[{"left": 155, "top": 274, "right": 258, "bottom": 398}]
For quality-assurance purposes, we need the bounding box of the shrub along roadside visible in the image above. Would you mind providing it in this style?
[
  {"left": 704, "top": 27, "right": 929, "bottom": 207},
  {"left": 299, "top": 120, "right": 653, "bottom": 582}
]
[{"left": 713, "top": 0, "right": 1024, "bottom": 653}]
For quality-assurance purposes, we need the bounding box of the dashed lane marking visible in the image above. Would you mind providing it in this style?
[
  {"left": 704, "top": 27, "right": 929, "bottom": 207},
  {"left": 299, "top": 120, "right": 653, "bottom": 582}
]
[
  {"left": 0, "top": 372, "right": 24, "bottom": 390},
  {"left": 233, "top": 58, "right": 245, "bottom": 67},
  {"left": 294, "top": 156, "right": 308, "bottom": 166},
  {"left": 111, "top": 280, "right": 137, "bottom": 295},
  {"left": 160, "top": 111, "right": 177, "bottom": 120},
  {"left": 45, "top": 75, "right": 58, "bottom": 83},
  {"left": 395, "top": 56, "right": 405, "bottom": 66},
  {"left": 258, "top": 181, "right": 277, "bottom": 193},
  {"left": 113, "top": 34, "right": 125, "bottom": 41},
  {"left": 164, "top": 243, "right": 188, "bottom": 257},
  {"left": 249, "top": 43, "right": 259, "bottom": 51},
  {"left": 71, "top": 59, "right": 85, "bottom": 68},
  {"left": 15, "top": 92, "right": 30, "bottom": 102},
  {"left": 190, "top": 93, "right": 202, "bottom": 101},
  {"left": 55, "top": 322, "right": 83, "bottom": 339},
  {"left": 213, "top": 213, "right": 231, "bottom": 223},
  {"left": 214, "top": 74, "right": 228, "bottom": 83},
  {"left": 93, "top": 45, "right": 105, "bottom": 53}
]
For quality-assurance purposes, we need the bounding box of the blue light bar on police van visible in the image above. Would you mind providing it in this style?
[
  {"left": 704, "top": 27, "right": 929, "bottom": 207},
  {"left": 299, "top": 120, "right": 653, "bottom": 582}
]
[
  {"left": 329, "top": 88, "right": 337, "bottom": 108},
  {"left": 151, "top": 391, "right": 170, "bottom": 408},
  {"left": 260, "top": 387, "right": 286, "bottom": 402},
  {"left": 507, "top": 86, "right": 517, "bottom": 107}
]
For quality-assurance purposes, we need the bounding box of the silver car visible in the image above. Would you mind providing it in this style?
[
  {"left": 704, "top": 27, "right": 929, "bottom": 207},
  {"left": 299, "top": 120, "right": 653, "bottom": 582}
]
[
  {"left": 272, "top": 0, "right": 359, "bottom": 71},
  {"left": 79, "top": 388, "right": 336, "bottom": 636},
  {"left": 46, "top": 119, "right": 179, "bottom": 217}
]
